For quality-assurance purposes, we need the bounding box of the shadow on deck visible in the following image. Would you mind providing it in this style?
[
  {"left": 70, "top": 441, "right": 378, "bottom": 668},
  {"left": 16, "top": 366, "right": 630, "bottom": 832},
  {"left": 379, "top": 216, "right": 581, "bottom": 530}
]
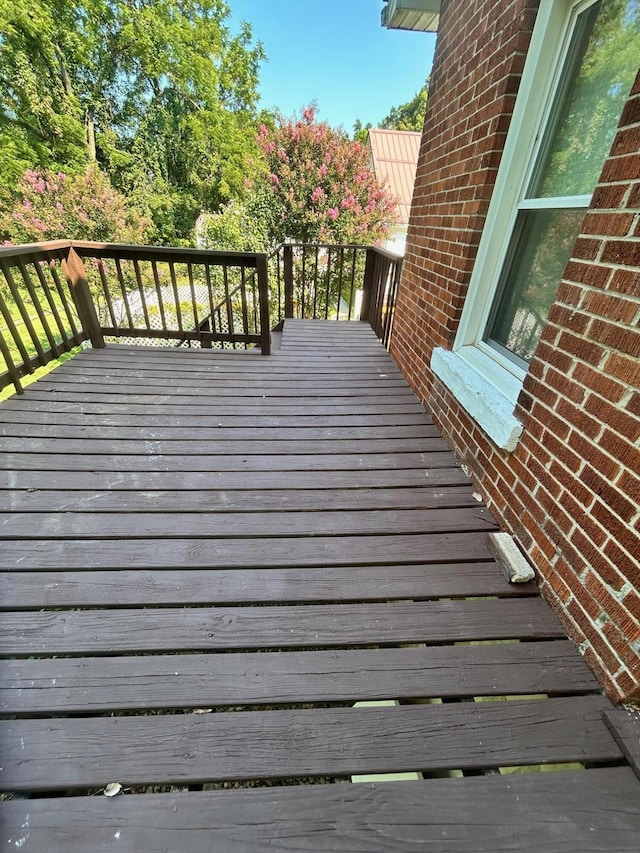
[{"left": 0, "top": 320, "right": 639, "bottom": 851}]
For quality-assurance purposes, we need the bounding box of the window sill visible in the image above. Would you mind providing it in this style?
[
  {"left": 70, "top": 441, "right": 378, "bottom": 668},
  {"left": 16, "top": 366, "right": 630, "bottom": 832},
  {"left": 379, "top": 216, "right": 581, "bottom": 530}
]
[{"left": 431, "top": 347, "right": 524, "bottom": 452}]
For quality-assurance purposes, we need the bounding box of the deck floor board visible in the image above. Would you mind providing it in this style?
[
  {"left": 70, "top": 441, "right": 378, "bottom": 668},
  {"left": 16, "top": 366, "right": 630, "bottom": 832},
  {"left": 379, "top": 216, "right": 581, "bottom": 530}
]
[{"left": 0, "top": 319, "right": 636, "bottom": 850}]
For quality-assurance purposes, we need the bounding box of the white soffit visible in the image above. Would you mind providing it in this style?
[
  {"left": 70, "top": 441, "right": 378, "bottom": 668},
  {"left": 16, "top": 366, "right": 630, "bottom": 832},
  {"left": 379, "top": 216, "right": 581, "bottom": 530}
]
[{"left": 381, "top": 0, "right": 440, "bottom": 32}]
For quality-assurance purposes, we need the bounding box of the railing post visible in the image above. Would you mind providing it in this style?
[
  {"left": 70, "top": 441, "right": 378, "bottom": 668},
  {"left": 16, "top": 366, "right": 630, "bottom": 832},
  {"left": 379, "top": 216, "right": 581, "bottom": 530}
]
[
  {"left": 62, "top": 247, "right": 105, "bottom": 348},
  {"left": 257, "top": 254, "right": 271, "bottom": 356},
  {"left": 360, "top": 247, "right": 376, "bottom": 324},
  {"left": 283, "top": 244, "right": 294, "bottom": 319}
]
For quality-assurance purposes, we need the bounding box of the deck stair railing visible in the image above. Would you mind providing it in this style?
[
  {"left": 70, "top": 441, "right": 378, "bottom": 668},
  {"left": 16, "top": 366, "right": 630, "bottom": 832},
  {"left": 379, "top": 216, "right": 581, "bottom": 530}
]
[
  {"left": 268, "top": 242, "right": 402, "bottom": 347},
  {"left": 0, "top": 240, "right": 271, "bottom": 395}
]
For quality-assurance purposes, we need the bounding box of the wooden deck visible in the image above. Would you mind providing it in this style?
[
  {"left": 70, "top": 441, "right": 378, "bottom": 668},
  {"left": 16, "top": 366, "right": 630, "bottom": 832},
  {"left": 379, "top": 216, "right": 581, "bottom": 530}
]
[{"left": 1, "top": 319, "right": 639, "bottom": 851}]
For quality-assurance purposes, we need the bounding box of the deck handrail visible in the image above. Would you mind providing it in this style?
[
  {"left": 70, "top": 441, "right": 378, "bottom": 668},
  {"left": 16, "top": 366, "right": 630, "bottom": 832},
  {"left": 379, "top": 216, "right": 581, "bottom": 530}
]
[
  {"left": 0, "top": 240, "right": 271, "bottom": 395},
  {"left": 270, "top": 242, "right": 402, "bottom": 347},
  {"left": 0, "top": 238, "right": 401, "bottom": 396}
]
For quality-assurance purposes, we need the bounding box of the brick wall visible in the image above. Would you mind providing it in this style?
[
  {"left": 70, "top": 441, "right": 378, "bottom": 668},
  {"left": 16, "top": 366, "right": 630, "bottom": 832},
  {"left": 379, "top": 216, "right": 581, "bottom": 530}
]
[{"left": 391, "top": 0, "right": 640, "bottom": 702}]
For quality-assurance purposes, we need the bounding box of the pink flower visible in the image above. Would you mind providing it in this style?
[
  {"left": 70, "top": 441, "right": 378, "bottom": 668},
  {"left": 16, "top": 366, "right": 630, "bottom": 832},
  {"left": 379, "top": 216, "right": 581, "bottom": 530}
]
[
  {"left": 311, "top": 186, "right": 324, "bottom": 203},
  {"left": 243, "top": 178, "right": 252, "bottom": 189},
  {"left": 23, "top": 199, "right": 33, "bottom": 210},
  {"left": 302, "top": 106, "right": 316, "bottom": 123},
  {"left": 258, "top": 124, "right": 269, "bottom": 138},
  {"left": 318, "top": 164, "right": 328, "bottom": 178},
  {"left": 31, "top": 217, "right": 46, "bottom": 232},
  {"left": 276, "top": 147, "right": 288, "bottom": 160},
  {"left": 55, "top": 201, "right": 64, "bottom": 212},
  {"left": 328, "top": 207, "right": 339, "bottom": 220},
  {"left": 270, "top": 173, "right": 280, "bottom": 185}
]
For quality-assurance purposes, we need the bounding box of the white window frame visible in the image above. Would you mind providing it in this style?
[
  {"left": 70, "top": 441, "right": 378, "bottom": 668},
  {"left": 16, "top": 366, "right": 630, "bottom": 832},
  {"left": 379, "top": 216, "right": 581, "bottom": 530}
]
[{"left": 431, "top": 0, "right": 598, "bottom": 450}]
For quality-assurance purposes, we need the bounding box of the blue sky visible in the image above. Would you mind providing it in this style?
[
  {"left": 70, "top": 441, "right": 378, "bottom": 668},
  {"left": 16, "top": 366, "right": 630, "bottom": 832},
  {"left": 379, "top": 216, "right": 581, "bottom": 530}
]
[{"left": 228, "top": 0, "right": 436, "bottom": 132}]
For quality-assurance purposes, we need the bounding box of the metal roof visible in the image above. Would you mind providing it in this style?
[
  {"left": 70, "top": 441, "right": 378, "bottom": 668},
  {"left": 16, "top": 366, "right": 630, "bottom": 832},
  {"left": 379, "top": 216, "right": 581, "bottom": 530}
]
[{"left": 368, "top": 129, "right": 421, "bottom": 224}]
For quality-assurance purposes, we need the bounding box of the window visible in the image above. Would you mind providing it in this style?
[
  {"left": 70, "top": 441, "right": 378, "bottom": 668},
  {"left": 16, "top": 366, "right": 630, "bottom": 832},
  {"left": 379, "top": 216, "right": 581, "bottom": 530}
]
[{"left": 432, "top": 0, "right": 640, "bottom": 449}]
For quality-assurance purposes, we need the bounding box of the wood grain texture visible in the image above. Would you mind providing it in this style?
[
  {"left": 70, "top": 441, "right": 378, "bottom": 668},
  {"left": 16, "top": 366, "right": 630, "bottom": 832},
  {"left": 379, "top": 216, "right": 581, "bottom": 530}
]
[
  {"left": 0, "top": 531, "right": 495, "bottom": 569},
  {"left": 0, "top": 641, "right": 598, "bottom": 714},
  {"left": 0, "top": 506, "right": 497, "bottom": 539},
  {"left": 0, "top": 696, "right": 618, "bottom": 791},
  {"left": 0, "top": 562, "right": 525, "bottom": 608},
  {"left": 0, "top": 485, "right": 476, "bottom": 513},
  {"left": 0, "top": 451, "right": 459, "bottom": 472},
  {"left": 0, "top": 319, "right": 621, "bottom": 842},
  {"left": 0, "top": 467, "right": 472, "bottom": 490},
  {"left": 603, "top": 708, "right": 640, "bottom": 781},
  {"left": 2, "top": 769, "right": 639, "bottom": 853},
  {"left": 0, "top": 599, "right": 564, "bottom": 655}
]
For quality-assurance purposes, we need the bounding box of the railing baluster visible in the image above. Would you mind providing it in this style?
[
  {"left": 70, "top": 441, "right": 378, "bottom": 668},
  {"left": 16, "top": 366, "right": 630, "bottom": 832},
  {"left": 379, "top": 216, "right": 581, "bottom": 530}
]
[
  {"left": 0, "top": 282, "right": 33, "bottom": 372},
  {"left": 114, "top": 258, "right": 134, "bottom": 330},
  {"left": 240, "top": 265, "right": 249, "bottom": 350},
  {"left": 31, "top": 258, "right": 70, "bottom": 350},
  {"left": 17, "top": 258, "right": 60, "bottom": 355},
  {"left": 0, "top": 259, "right": 46, "bottom": 363},
  {"left": 203, "top": 263, "right": 216, "bottom": 334},
  {"left": 324, "top": 248, "right": 332, "bottom": 320},
  {"left": 168, "top": 261, "right": 183, "bottom": 335},
  {"left": 96, "top": 258, "right": 118, "bottom": 329},
  {"left": 133, "top": 259, "right": 151, "bottom": 330},
  {"left": 186, "top": 262, "right": 199, "bottom": 339},
  {"left": 348, "top": 248, "right": 357, "bottom": 321},
  {"left": 49, "top": 260, "right": 83, "bottom": 346},
  {"left": 283, "top": 244, "right": 294, "bottom": 319},
  {"left": 0, "top": 297, "right": 24, "bottom": 393},
  {"left": 223, "top": 265, "right": 233, "bottom": 345},
  {"left": 312, "top": 246, "right": 319, "bottom": 319},
  {"left": 301, "top": 247, "right": 307, "bottom": 319},
  {"left": 151, "top": 261, "right": 167, "bottom": 335},
  {"left": 336, "top": 248, "right": 345, "bottom": 321}
]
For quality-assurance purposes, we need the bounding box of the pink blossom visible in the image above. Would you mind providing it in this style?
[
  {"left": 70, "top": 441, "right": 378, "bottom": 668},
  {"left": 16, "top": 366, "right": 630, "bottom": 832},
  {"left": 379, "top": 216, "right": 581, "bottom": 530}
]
[
  {"left": 302, "top": 106, "right": 316, "bottom": 123},
  {"left": 318, "top": 164, "right": 328, "bottom": 178},
  {"left": 31, "top": 217, "right": 46, "bottom": 232},
  {"left": 311, "top": 186, "right": 324, "bottom": 203},
  {"left": 243, "top": 178, "right": 252, "bottom": 189},
  {"left": 270, "top": 173, "right": 280, "bottom": 185},
  {"left": 258, "top": 124, "right": 269, "bottom": 138},
  {"left": 327, "top": 207, "right": 339, "bottom": 220},
  {"left": 55, "top": 201, "right": 64, "bottom": 212},
  {"left": 266, "top": 141, "right": 276, "bottom": 153},
  {"left": 276, "top": 147, "right": 288, "bottom": 160},
  {"left": 23, "top": 199, "right": 34, "bottom": 210}
]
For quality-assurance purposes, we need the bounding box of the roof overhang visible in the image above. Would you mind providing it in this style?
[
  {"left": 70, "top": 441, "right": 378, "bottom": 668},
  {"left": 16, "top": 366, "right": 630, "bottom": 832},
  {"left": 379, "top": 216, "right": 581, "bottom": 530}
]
[{"left": 381, "top": 0, "right": 440, "bottom": 32}]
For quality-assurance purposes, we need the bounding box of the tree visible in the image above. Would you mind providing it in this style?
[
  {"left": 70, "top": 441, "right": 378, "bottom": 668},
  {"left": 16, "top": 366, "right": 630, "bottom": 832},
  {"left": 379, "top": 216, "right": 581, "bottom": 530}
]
[
  {"left": 0, "top": 1, "right": 266, "bottom": 243},
  {"left": 0, "top": 0, "right": 87, "bottom": 186},
  {"left": 353, "top": 119, "right": 372, "bottom": 144},
  {"left": 0, "top": 165, "right": 149, "bottom": 244},
  {"left": 381, "top": 82, "right": 428, "bottom": 132},
  {"left": 253, "top": 106, "right": 397, "bottom": 245}
]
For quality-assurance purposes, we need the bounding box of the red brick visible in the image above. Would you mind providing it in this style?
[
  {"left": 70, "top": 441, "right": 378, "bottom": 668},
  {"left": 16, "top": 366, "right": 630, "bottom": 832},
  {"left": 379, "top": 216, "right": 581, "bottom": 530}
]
[
  {"left": 608, "top": 268, "right": 640, "bottom": 298},
  {"left": 601, "top": 239, "right": 640, "bottom": 266},
  {"left": 582, "top": 212, "right": 635, "bottom": 237}
]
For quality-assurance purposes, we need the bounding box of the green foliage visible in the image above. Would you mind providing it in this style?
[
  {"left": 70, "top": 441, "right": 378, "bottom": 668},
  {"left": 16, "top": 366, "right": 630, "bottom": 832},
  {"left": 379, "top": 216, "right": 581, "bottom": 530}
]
[
  {"left": 198, "top": 197, "right": 271, "bottom": 253},
  {"left": 0, "top": 0, "right": 87, "bottom": 185},
  {"left": 0, "top": 1, "right": 266, "bottom": 244},
  {"left": 0, "top": 165, "right": 149, "bottom": 243},
  {"left": 254, "top": 106, "right": 397, "bottom": 245},
  {"left": 381, "top": 82, "right": 428, "bottom": 132},
  {"left": 352, "top": 119, "right": 372, "bottom": 144}
]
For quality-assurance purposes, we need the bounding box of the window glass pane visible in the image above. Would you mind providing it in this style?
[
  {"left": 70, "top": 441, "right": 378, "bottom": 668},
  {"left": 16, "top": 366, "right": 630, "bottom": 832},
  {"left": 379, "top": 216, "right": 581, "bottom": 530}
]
[
  {"left": 534, "top": 0, "right": 640, "bottom": 198},
  {"left": 487, "top": 208, "right": 585, "bottom": 362}
]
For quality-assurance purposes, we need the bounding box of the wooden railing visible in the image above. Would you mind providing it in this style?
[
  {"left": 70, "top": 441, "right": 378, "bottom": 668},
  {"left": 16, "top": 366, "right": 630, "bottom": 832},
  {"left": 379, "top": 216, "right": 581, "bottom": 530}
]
[
  {"left": 270, "top": 242, "right": 402, "bottom": 348},
  {"left": 0, "top": 239, "right": 402, "bottom": 395},
  {"left": 0, "top": 240, "right": 271, "bottom": 395}
]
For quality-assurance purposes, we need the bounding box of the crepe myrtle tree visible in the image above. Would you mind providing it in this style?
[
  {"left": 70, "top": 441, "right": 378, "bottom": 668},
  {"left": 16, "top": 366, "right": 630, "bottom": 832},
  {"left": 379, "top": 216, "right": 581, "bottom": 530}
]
[{"left": 253, "top": 105, "right": 398, "bottom": 246}]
